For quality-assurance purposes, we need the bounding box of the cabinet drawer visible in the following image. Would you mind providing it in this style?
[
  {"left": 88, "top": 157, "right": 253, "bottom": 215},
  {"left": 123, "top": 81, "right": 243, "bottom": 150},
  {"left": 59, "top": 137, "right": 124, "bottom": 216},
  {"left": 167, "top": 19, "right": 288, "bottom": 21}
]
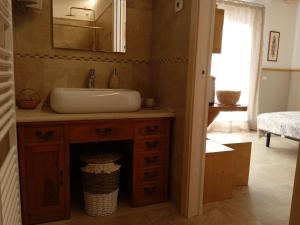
[
  {"left": 69, "top": 122, "right": 133, "bottom": 143},
  {"left": 23, "top": 126, "right": 63, "bottom": 144},
  {"left": 135, "top": 138, "right": 167, "bottom": 153},
  {"left": 135, "top": 120, "right": 168, "bottom": 137},
  {"left": 136, "top": 167, "right": 164, "bottom": 184},
  {"left": 133, "top": 183, "right": 166, "bottom": 206},
  {"left": 136, "top": 152, "right": 165, "bottom": 168}
]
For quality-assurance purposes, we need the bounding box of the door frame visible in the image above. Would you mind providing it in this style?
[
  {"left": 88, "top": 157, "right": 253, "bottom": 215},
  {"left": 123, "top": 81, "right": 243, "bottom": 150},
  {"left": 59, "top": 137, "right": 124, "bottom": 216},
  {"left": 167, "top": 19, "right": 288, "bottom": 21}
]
[
  {"left": 182, "top": 1, "right": 300, "bottom": 222},
  {"left": 290, "top": 143, "right": 300, "bottom": 225},
  {"left": 181, "top": 0, "right": 216, "bottom": 217}
]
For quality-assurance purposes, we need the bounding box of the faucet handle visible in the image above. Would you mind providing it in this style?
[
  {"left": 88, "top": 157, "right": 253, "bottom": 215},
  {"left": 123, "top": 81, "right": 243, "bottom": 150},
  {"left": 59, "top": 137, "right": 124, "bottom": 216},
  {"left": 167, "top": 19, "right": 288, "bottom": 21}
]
[{"left": 89, "top": 69, "right": 96, "bottom": 77}]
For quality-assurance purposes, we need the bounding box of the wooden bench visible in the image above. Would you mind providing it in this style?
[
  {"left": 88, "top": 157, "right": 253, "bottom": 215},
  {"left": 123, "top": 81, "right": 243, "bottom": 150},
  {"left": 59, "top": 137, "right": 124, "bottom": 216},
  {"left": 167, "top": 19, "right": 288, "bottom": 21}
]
[
  {"left": 207, "top": 133, "right": 252, "bottom": 186},
  {"left": 204, "top": 140, "right": 234, "bottom": 203}
]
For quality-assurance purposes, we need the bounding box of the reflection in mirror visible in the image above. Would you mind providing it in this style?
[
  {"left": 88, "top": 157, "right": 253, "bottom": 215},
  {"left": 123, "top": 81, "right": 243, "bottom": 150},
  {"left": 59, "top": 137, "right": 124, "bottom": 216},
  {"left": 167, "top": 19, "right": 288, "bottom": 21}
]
[{"left": 52, "top": 0, "right": 126, "bottom": 53}]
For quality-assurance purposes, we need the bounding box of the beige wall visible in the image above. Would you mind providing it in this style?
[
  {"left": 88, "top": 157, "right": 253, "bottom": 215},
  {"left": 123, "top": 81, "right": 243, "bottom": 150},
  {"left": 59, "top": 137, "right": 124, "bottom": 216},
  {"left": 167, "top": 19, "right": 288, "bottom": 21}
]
[
  {"left": 259, "top": 70, "right": 291, "bottom": 113},
  {"left": 13, "top": 0, "right": 153, "bottom": 103},
  {"left": 151, "top": 0, "right": 192, "bottom": 208},
  {"left": 288, "top": 72, "right": 300, "bottom": 111}
]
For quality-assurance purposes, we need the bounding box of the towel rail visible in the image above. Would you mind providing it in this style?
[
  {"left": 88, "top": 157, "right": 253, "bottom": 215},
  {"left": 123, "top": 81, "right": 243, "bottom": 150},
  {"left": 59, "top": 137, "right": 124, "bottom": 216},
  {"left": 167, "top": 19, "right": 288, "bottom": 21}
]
[
  {"left": 0, "top": 59, "right": 11, "bottom": 69},
  {"left": 0, "top": 81, "right": 12, "bottom": 91},
  {"left": 0, "top": 146, "right": 17, "bottom": 179},
  {"left": 0, "top": 117, "right": 13, "bottom": 142},
  {"left": 0, "top": 146, "right": 21, "bottom": 225},
  {"left": 0, "top": 0, "right": 22, "bottom": 224},
  {"left": 0, "top": 91, "right": 12, "bottom": 104},
  {"left": 0, "top": 1, "right": 9, "bottom": 18},
  {"left": 0, "top": 47, "right": 11, "bottom": 58},
  {"left": 0, "top": 71, "right": 11, "bottom": 78},
  {"left": 0, "top": 109, "right": 13, "bottom": 130},
  {"left": 0, "top": 100, "right": 12, "bottom": 118},
  {"left": 1, "top": 155, "right": 16, "bottom": 205},
  {"left": 0, "top": 10, "right": 10, "bottom": 28}
]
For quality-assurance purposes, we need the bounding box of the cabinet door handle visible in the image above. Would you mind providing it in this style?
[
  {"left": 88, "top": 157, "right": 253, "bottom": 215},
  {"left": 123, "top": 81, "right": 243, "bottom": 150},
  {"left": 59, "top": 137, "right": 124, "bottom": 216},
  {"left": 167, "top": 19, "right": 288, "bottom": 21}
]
[
  {"left": 144, "top": 171, "right": 158, "bottom": 180},
  {"left": 145, "top": 156, "right": 159, "bottom": 164},
  {"left": 145, "top": 141, "right": 160, "bottom": 149},
  {"left": 144, "top": 186, "right": 158, "bottom": 194},
  {"left": 102, "top": 128, "right": 112, "bottom": 135},
  {"left": 145, "top": 125, "right": 159, "bottom": 133},
  {"left": 35, "top": 131, "right": 54, "bottom": 141},
  {"left": 59, "top": 170, "right": 64, "bottom": 186},
  {"left": 95, "top": 128, "right": 112, "bottom": 136}
]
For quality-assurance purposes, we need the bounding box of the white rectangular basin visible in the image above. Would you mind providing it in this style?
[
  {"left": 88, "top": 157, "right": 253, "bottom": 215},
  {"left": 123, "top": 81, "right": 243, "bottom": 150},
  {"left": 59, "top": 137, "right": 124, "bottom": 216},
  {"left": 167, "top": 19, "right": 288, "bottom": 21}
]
[{"left": 50, "top": 88, "right": 142, "bottom": 113}]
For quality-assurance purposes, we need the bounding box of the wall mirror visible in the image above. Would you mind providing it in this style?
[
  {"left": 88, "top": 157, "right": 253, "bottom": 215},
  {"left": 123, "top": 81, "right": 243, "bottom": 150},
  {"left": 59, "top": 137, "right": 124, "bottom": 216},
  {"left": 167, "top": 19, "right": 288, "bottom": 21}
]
[{"left": 52, "top": 0, "right": 126, "bottom": 53}]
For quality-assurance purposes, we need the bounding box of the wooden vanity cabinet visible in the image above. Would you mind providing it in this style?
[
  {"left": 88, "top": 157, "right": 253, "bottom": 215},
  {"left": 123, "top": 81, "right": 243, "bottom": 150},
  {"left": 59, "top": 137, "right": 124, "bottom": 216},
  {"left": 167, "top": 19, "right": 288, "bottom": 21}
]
[
  {"left": 17, "top": 118, "right": 171, "bottom": 225},
  {"left": 132, "top": 120, "right": 170, "bottom": 206},
  {"left": 18, "top": 125, "right": 68, "bottom": 225},
  {"left": 213, "top": 8, "right": 224, "bottom": 53}
]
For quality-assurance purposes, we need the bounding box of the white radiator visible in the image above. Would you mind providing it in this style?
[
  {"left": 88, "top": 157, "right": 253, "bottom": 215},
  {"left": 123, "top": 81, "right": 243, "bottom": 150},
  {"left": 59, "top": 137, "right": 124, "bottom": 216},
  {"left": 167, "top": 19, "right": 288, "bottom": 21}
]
[
  {"left": 0, "top": 0, "right": 22, "bottom": 225},
  {"left": 0, "top": 147, "right": 21, "bottom": 225}
]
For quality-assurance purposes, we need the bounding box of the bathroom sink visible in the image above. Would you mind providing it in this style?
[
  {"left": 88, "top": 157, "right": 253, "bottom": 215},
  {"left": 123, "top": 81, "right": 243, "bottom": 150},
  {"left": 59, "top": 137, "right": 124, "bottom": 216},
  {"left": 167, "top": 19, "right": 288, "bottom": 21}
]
[{"left": 50, "top": 88, "right": 142, "bottom": 113}]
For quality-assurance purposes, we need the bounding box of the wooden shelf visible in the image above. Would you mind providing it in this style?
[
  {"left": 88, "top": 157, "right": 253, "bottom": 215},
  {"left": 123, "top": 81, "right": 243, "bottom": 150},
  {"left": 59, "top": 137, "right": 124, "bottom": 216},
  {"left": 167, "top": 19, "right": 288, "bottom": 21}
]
[{"left": 207, "top": 104, "right": 247, "bottom": 126}]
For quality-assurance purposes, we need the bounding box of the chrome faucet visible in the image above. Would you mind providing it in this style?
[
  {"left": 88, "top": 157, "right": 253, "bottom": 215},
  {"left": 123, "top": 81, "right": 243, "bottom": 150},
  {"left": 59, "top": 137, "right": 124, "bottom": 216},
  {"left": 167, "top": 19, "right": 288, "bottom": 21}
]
[{"left": 87, "top": 69, "right": 96, "bottom": 88}]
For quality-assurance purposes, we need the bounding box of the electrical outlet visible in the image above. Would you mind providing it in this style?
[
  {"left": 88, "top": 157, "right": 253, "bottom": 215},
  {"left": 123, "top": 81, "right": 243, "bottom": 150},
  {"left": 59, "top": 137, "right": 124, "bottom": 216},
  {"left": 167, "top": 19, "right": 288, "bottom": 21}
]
[{"left": 175, "top": 0, "right": 184, "bottom": 13}]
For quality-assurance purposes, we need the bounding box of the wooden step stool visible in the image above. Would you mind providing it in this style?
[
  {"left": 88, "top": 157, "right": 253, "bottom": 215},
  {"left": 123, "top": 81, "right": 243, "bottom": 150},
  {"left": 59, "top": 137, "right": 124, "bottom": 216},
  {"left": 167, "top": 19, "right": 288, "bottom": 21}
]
[
  {"left": 207, "top": 133, "right": 252, "bottom": 186},
  {"left": 204, "top": 140, "right": 234, "bottom": 203}
]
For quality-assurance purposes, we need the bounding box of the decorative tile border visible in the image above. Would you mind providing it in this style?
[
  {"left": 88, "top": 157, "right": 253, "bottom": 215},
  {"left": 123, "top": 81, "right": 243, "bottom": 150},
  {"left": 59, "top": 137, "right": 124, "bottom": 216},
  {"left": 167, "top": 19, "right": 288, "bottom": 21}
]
[
  {"left": 151, "top": 57, "right": 189, "bottom": 64},
  {"left": 15, "top": 52, "right": 150, "bottom": 65},
  {"left": 15, "top": 52, "right": 188, "bottom": 65}
]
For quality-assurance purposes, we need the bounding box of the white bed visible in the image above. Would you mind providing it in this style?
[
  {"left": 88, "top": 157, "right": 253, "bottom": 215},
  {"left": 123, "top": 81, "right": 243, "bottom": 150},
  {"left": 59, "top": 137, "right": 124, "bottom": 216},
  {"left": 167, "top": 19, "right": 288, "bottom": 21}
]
[{"left": 257, "top": 111, "right": 300, "bottom": 147}]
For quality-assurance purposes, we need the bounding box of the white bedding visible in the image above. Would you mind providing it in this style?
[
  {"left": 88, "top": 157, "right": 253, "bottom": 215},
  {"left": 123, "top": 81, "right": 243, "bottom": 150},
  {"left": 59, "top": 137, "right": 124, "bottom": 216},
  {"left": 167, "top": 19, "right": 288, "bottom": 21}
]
[{"left": 257, "top": 111, "right": 300, "bottom": 139}]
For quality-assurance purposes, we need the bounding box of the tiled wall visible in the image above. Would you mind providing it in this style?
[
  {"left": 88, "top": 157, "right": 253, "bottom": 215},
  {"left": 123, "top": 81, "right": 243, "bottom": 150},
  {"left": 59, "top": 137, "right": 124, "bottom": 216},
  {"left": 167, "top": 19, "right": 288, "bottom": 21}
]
[
  {"left": 13, "top": 0, "right": 153, "bottom": 102},
  {"left": 53, "top": 18, "right": 95, "bottom": 51},
  {"left": 13, "top": 0, "right": 193, "bottom": 210},
  {"left": 151, "top": 0, "right": 191, "bottom": 208}
]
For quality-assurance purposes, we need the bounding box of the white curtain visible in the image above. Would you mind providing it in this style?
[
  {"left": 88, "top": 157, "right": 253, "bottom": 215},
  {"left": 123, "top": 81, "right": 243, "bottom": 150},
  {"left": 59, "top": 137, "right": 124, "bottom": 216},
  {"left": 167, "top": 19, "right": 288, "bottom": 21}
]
[{"left": 209, "top": 1, "right": 264, "bottom": 132}]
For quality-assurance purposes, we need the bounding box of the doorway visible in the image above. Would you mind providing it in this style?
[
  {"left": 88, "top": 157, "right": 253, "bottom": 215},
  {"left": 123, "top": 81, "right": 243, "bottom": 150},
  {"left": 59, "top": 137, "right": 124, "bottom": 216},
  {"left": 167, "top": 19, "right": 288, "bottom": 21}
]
[{"left": 184, "top": 1, "right": 300, "bottom": 225}]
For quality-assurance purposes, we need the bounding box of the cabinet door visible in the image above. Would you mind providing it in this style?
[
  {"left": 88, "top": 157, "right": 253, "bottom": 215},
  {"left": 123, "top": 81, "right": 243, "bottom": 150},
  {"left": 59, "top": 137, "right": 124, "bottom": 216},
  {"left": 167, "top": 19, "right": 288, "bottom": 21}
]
[
  {"left": 213, "top": 8, "right": 224, "bottom": 53},
  {"left": 25, "top": 144, "right": 66, "bottom": 224}
]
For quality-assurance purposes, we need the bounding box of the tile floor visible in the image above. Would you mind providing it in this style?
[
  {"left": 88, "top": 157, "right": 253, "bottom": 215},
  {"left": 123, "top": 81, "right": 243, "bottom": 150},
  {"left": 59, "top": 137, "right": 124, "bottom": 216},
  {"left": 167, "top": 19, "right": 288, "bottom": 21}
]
[{"left": 42, "top": 133, "right": 299, "bottom": 225}]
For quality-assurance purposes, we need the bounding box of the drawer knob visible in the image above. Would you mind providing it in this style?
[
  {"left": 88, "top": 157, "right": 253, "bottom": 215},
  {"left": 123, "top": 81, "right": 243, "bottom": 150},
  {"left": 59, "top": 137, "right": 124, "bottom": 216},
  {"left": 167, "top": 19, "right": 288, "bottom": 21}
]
[
  {"left": 145, "top": 156, "right": 159, "bottom": 164},
  {"left": 144, "top": 186, "right": 158, "bottom": 194},
  {"left": 95, "top": 128, "right": 112, "bottom": 136},
  {"left": 144, "top": 171, "right": 158, "bottom": 180},
  {"left": 34, "top": 131, "right": 54, "bottom": 141},
  {"left": 145, "top": 141, "right": 160, "bottom": 149},
  {"left": 145, "top": 125, "right": 159, "bottom": 133}
]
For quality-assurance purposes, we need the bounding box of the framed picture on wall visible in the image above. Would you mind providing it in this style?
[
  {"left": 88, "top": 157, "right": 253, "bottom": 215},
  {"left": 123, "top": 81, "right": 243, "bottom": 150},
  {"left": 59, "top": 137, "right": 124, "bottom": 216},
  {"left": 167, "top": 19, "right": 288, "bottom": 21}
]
[{"left": 267, "top": 31, "right": 280, "bottom": 62}]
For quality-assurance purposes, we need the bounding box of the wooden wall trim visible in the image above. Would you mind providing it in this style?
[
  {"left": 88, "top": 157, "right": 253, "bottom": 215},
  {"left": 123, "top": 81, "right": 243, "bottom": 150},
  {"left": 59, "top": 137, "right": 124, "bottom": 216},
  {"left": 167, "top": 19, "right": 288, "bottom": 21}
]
[
  {"left": 289, "top": 143, "right": 300, "bottom": 225},
  {"left": 262, "top": 68, "right": 300, "bottom": 72},
  {"left": 181, "top": 0, "right": 215, "bottom": 218}
]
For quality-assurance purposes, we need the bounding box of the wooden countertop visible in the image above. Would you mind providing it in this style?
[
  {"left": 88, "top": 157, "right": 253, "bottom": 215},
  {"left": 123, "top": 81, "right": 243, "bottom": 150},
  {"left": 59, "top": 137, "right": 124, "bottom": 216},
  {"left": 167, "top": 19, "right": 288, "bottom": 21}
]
[
  {"left": 16, "top": 107, "right": 175, "bottom": 123},
  {"left": 208, "top": 104, "right": 247, "bottom": 126},
  {"left": 209, "top": 104, "right": 247, "bottom": 111}
]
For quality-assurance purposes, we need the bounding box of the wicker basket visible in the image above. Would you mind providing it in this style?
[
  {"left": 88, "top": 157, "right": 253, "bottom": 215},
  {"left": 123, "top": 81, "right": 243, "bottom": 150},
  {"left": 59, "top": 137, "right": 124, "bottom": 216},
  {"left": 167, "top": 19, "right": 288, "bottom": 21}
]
[
  {"left": 16, "top": 89, "right": 41, "bottom": 109},
  {"left": 216, "top": 90, "right": 241, "bottom": 106},
  {"left": 81, "top": 152, "right": 121, "bottom": 164},
  {"left": 84, "top": 189, "right": 119, "bottom": 216},
  {"left": 81, "top": 163, "right": 121, "bottom": 194},
  {"left": 81, "top": 169, "right": 120, "bottom": 194}
]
